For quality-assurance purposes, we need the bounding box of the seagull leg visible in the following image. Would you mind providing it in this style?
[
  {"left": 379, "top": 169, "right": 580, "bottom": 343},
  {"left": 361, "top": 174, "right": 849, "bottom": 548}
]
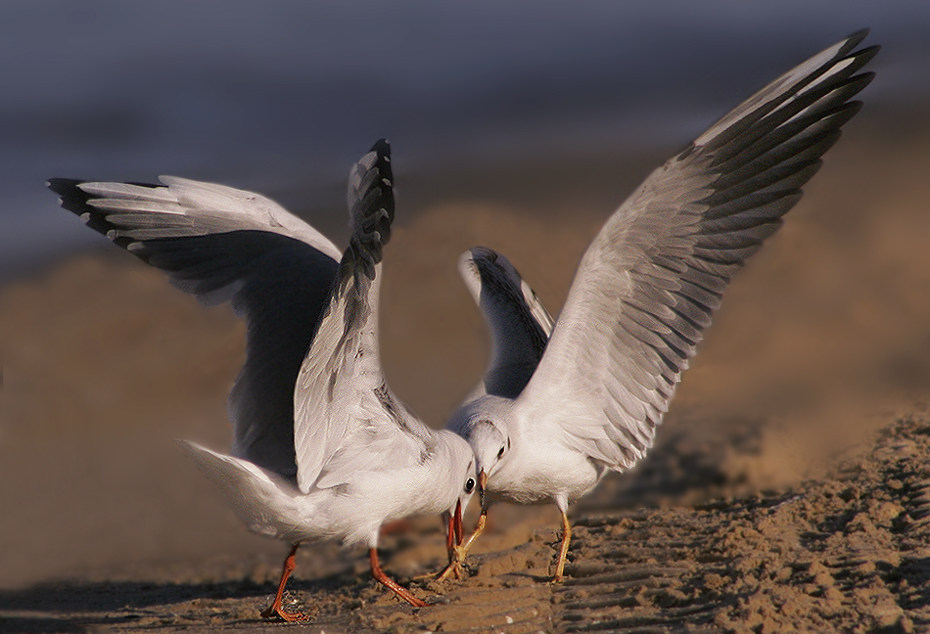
[
  {"left": 260, "top": 543, "right": 309, "bottom": 622},
  {"left": 437, "top": 469, "right": 490, "bottom": 580},
  {"left": 369, "top": 548, "right": 428, "bottom": 607},
  {"left": 552, "top": 510, "right": 572, "bottom": 582},
  {"left": 435, "top": 500, "right": 468, "bottom": 581},
  {"left": 460, "top": 506, "right": 487, "bottom": 554},
  {"left": 436, "top": 505, "right": 487, "bottom": 581}
]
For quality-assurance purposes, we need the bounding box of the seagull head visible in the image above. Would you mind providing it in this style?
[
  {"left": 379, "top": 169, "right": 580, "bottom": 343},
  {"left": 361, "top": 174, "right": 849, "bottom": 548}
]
[
  {"left": 448, "top": 395, "right": 514, "bottom": 508},
  {"left": 464, "top": 418, "right": 511, "bottom": 508},
  {"left": 443, "top": 432, "right": 480, "bottom": 515}
]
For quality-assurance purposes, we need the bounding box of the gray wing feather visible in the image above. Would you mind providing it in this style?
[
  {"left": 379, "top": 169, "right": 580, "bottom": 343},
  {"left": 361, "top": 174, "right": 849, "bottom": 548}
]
[
  {"left": 293, "top": 140, "right": 431, "bottom": 493},
  {"left": 458, "top": 247, "right": 554, "bottom": 400},
  {"left": 48, "top": 176, "right": 341, "bottom": 477},
  {"left": 512, "top": 31, "right": 877, "bottom": 470}
]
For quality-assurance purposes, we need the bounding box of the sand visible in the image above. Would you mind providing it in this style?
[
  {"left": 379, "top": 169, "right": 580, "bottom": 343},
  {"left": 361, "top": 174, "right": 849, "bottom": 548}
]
[{"left": 1, "top": 111, "right": 930, "bottom": 632}]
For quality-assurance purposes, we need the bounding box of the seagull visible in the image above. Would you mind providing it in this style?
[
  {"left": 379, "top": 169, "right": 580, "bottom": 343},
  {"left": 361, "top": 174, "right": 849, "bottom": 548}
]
[
  {"left": 48, "top": 140, "right": 479, "bottom": 619},
  {"left": 446, "top": 31, "right": 878, "bottom": 581}
]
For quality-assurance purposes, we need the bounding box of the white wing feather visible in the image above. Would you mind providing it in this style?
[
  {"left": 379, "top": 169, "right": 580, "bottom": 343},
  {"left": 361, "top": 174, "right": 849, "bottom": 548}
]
[
  {"left": 292, "top": 140, "right": 432, "bottom": 493},
  {"left": 50, "top": 175, "right": 342, "bottom": 477},
  {"left": 512, "top": 31, "right": 877, "bottom": 471}
]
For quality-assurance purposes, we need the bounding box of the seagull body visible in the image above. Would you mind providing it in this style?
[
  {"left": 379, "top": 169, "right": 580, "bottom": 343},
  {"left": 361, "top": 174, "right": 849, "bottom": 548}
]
[
  {"left": 451, "top": 395, "right": 601, "bottom": 507},
  {"left": 448, "top": 31, "right": 878, "bottom": 580},
  {"left": 182, "top": 432, "right": 472, "bottom": 548},
  {"left": 49, "top": 140, "right": 478, "bottom": 618}
]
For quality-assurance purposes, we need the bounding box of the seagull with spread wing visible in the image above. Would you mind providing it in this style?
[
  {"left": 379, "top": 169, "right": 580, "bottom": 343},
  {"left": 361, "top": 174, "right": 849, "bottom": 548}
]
[
  {"left": 49, "top": 140, "right": 478, "bottom": 619},
  {"left": 447, "top": 31, "right": 878, "bottom": 581}
]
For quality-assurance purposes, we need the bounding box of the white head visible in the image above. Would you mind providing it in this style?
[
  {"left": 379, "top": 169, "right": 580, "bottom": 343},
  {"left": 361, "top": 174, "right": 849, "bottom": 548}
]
[
  {"left": 447, "top": 396, "right": 513, "bottom": 507},
  {"left": 456, "top": 446, "right": 479, "bottom": 516},
  {"left": 438, "top": 432, "right": 480, "bottom": 541}
]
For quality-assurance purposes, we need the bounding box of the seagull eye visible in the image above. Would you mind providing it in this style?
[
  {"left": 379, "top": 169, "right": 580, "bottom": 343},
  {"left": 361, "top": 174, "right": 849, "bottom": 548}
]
[
  {"left": 464, "top": 478, "right": 476, "bottom": 494},
  {"left": 497, "top": 446, "right": 505, "bottom": 459}
]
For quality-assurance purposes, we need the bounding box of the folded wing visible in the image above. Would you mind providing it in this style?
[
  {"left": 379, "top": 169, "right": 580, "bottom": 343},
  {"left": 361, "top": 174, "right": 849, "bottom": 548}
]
[
  {"left": 48, "top": 176, "right": 341, "bottom": 477},
  {"left": 511, "top": 31, "right": 878, "bottom": 470}
]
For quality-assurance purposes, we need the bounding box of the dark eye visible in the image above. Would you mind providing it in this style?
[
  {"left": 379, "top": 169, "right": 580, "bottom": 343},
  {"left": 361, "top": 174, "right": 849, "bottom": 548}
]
[
  {"left": 497, "top": 446, "right": 505, "bottom": 459},
  {"left": 464, "top": 478, "right": 476, "bottom": 494}
]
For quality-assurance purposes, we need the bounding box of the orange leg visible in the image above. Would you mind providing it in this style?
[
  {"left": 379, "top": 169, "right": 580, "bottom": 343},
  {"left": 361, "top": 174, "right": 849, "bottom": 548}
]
[
  {"left": 260, "top": 543, "right": 309, "bottom": 621},
  {"left": 460, "top": 507, "right": 487, "bottom": 554},
  {"left": 552, "top": 510, "right": 572, "bottom": 582},
  {"left": 436, "top": 505, "right": 487, "bottom": 581},
  {"left": 369, "top": 548, "right": 427, "bottom": 607}
]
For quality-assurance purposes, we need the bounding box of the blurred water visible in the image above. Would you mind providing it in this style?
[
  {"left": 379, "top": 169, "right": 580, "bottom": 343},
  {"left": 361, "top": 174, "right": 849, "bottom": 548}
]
[{"left": 2, "top": 0, "right": 928, "bottom": 276}]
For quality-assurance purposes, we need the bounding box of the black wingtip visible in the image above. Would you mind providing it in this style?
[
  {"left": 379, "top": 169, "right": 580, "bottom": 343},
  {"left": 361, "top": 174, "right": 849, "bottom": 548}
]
[
  {"left": 853, "top": 44, "right": 881, "bottom": 66},
  {"left": 838, "top": 29, "right": 871, "bottom": 57},
  {"left": 373, "top": 139, "right": 393, "bottom": 181},
  {"left": 371, "top": 138, "right": 391, "bottom": 160},
  {"left": 845, "top": 28, "right": 870, "bottom": 46},
  {"left": 46, "top": 177, "right": 124, "bottom": 244},
  {"left": 47, "top": 178, "right": 94, "bottom": 220},
  {"left": 341, "top": 139, "right": 396, "bottom": 287},
  {"left": 47, "top": 177, "right": 83, "bottom": 198}
]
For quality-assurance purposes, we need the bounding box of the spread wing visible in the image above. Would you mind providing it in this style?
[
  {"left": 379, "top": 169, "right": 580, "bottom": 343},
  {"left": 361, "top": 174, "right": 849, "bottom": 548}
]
[
  {"left": 292, "top": 139, "right": 433, "bottom": 493},
  {"left": 511, "top": 31, "right": 878, "bottom": 471},
  {"left": 458, "top": 247, "right": 554, "bottom": 400},
  {"left": 48, "top": 175, "right": 341, "bottom": 477}
]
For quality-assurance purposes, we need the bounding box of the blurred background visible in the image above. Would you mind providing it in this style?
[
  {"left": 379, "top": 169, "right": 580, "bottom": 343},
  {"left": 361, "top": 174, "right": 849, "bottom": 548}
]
[
  {"left": 3, "top": 0, "right": 928, "bottom": 275},
  {"left": 1, "top": 0, "right": 929, "bottom": 597}
]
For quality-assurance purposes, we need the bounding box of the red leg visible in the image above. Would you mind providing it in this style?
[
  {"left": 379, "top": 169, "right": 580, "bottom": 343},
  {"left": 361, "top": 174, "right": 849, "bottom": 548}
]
[
  {"left": 369, "top": 548, "right": 427, "bottom": 607},
  {"left": 260, "top": 543, "right": 309, "bottom": 621}
]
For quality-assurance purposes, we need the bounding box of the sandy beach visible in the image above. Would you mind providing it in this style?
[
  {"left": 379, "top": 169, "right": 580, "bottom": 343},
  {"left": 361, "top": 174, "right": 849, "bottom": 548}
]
[{"left": 2, "top": 109, "right": 930, "bottom": 632}]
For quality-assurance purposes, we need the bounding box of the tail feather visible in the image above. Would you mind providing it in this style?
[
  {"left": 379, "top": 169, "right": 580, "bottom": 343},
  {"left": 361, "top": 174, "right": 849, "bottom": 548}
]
[{"left": 177, "top": 440, "right": 304, "bottom": 540}]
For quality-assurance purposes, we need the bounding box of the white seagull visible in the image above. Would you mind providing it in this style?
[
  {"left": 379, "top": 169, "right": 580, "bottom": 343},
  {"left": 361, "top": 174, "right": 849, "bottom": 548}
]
[
  {"left": 49, "top": 140, "right": 479, "bottom": 619},
  {"left": 447, "top": 31, "right": 878, "bottom": 581}
]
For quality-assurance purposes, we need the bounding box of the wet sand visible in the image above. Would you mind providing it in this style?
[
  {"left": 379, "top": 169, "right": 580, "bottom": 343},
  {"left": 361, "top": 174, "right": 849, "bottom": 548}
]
[{"left": 2, "top": 111, "right": 930, "bottom": 632}]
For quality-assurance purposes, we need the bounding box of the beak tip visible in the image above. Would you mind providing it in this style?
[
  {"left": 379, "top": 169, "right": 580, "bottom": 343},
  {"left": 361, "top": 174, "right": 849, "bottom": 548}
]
[{"left": 477, "top": 469, "right": 488, "bottom": 508}]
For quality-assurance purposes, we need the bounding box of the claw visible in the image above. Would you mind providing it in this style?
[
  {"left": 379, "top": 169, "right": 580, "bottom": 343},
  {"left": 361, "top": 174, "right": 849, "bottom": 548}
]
[
  {"left": 260, "top": 543, "right": 310, "bottom": 622},
  {"left": 435, "top": 544, "right": 467, "bottom": 581},
  {"left": 260, "top": 604, "right": 310, "bottom": 622}
]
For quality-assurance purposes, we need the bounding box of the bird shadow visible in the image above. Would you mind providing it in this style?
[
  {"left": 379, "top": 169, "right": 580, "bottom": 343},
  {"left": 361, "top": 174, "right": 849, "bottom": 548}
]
[
  {"left": 0, "top": 578, "right": 266, "bottom": 613},
  {"left": 0, "top": 575, "right": 335, "bottom": 633},
  {"left": 575, "top": 415, "right": 766, "bottom": 514}
]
